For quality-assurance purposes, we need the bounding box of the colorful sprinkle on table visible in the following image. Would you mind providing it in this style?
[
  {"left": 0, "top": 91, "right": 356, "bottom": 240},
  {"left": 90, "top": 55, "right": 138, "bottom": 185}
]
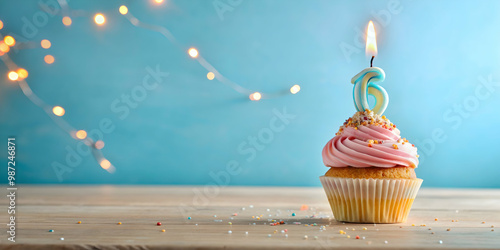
[{"left": 12, "top": 186, "right": 500, "bottom": 248}]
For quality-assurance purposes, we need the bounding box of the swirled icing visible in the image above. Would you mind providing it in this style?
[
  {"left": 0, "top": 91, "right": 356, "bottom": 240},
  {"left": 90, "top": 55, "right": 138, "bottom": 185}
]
[{"left": 322, "top": 110, "right": 419, "bottom": 168}]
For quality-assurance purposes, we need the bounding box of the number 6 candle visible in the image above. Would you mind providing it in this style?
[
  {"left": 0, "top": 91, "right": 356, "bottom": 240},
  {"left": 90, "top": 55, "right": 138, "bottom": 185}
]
[{"left": 351, "top": 21, "right": 388, "bottom": 116}]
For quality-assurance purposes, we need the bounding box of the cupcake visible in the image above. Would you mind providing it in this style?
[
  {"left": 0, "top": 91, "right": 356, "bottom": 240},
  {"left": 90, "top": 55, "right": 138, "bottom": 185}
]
[{"left": 320, "top": 68, "right": 422, "bottom": 223}]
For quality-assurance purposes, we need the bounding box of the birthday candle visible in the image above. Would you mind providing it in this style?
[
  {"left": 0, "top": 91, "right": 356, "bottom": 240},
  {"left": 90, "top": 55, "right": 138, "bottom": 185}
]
[
  {"left": 350, "top": 21, "right": 389, "bottom": 116},
  {"left": 351, "top": 67, "right": 388, "bottom": 115}
]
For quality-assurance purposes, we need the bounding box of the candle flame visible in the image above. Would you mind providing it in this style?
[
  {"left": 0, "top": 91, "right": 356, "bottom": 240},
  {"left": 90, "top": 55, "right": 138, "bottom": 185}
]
[{"left": 366, "top": 21, "right": 377, "bottom": 58}]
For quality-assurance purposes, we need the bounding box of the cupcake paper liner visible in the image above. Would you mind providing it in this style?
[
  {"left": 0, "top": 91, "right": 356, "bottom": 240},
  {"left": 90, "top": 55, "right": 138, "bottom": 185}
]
[{"left": 319, "top": 176, "right": 423, "bottom": 223}]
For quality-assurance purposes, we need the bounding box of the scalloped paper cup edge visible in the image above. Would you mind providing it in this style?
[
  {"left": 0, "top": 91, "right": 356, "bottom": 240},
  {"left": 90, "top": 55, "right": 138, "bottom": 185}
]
[{"left": 319, "top": 176, "right": 423, "bottom": 223}]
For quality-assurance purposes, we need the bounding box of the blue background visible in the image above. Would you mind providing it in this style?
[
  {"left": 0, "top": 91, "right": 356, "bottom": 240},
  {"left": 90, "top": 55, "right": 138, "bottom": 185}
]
[{"left": 1, "top": 0, "right": 499, "bottom": 187}]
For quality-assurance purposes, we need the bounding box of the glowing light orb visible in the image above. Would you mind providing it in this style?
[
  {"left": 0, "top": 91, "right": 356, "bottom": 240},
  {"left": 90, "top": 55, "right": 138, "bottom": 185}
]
[
  {"left": 94, "top": 14, "right": 106, "bottom": 25},
  {"left": 52, "top": 106, "right": 65, "bottom": 116},
  {"left": 41, "top": 39, "right": 51, "bottom": 49},
  {"left": 95, "top": 140, "right": 105, "bottom": 149},
  {"left": 250, "top": 92, "right": 262, "bottom": 101},
  {"left": 62, "top": 16, "right": 72, "bottom": 26},
  {"left": 290, "top": 84, "right": 301, "bottom": 94},
  {"left": 119, "top": 5, "right": 128, "bottom": 15},
  {"left": 76, "top": 130, "right": 87, "bottom": 139},
  {"left": 0, "top": 42, "right": 10, "bottom": 53},
  {"left": 8, "top": 71, "right": 18, "bottom": 81},
  {"left": 207, "top": 72, "right": 215, "bottom": 80},
  {"left": 17, "top": 68, "right": 28, "bottom": 79},
  {"left": 188, "top": 48, "right": 198, "bottom": 58},
  {"left": 154, "top": 0, "right": 164, "bottom": 3},
  {"left": 0, "top": 20, "right": 3, "bottom": 30},
  {"left": 44, "top": 55, "right": 55, "bottom": 64},
  {"left": 100, "top": 159, "right": 111, "bottom": 169},
  {"left": 4, "top": 36, "right": 15, "bottom": 47}
]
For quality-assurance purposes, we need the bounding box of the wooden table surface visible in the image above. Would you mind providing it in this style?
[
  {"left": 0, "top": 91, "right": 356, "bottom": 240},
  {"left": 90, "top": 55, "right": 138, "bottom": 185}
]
[{"left": 1, "top": 186, "right": 499, "bottom": 249}]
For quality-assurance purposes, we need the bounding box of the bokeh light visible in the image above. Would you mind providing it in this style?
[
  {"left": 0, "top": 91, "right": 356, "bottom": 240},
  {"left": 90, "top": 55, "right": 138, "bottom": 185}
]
[
  {"left": 100, "top": 159, "right": 111, "bottom": 169},
  {"left": 0, "top": 42, "right": 10, "bottom": 53},
  {"left": 76, "top": 130, "right": 87, "bottom": 139},
  {"left": 94, "top": 14, "right": 106, "bottom": 25},
  {"left": 290, "top": 84, "right": 301, "bottom": 94},
  {"left": 17, "top": 68, "right": 28, "bottom": 79},
  {"left": 4, "top": 36, "right": 15, "bottom": 47},
  {"left": 119, "top": 5, "right": 128, "bottom": 15},
  {"left": 95, "top": 140, "right": 105, "bottom": 149},
  {"left": 8, "top": 71, "right": 18, "bottom": 81},
  {"left": 0, "top": 20, "right": 3, "bottom": 30},
  {"left": 44, "top": 55, "right": 55, "bottom": 64},
  {"left": 188, "top": 48, "right": 198, "bottom": 58},
  {"left": 62, "top": 16, "right": 72, "bottom": 26},
  {"left": 154, "top": 0, "right": 164, "bottom": 4},
  {"left": 52, "top": 106, "right": 65, "bottom": 116},
  {"left": 41, "top": 39, "right": 51, "bottom": 49},
  {"left": 207, "top": 72, "right": 215, "bottom": 80},
  {"left": 250, "top": 92, "right": 262, "bottom": 101}
]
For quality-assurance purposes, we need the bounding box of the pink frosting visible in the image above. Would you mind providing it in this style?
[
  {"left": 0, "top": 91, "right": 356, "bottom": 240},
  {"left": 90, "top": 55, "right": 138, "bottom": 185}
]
[{"left": 322, "top": 125, "right": 419, "bottom": 168}]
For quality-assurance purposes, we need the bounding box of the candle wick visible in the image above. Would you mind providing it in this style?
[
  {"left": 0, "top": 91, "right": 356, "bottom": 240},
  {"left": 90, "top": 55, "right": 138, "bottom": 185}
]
[{"left": 370, "top": 56, "right": 374, "bottom": 67}]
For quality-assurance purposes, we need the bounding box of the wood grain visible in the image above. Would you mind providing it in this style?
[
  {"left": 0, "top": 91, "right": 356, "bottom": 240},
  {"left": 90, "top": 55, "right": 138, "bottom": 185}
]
[{"left": 1, "top": 186, "right": 499, "bottom": 249}]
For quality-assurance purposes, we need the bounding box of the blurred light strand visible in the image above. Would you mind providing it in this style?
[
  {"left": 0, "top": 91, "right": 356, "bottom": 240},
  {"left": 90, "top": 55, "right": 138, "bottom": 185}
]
[
  {"left": 0, "top": 32, "right": 115, "bottom": 174},
  {"left": 121, "top": 8, "right": 300, "bottom": 100},
  {"left": 0, "top": 0, "right": 305, "bottom": 175}
]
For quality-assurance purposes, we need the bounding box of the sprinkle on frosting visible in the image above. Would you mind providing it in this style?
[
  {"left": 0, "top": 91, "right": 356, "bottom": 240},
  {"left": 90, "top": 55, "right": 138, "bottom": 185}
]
[
  {"left": 323, "top": 110, "right": 419, "bottom": 168},
  {"left": 335, "top": 110, "right": 394, "bottom": 136}
]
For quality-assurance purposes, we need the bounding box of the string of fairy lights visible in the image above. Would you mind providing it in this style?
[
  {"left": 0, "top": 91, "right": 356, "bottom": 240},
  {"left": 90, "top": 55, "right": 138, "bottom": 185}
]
[
  {"left": 0, "top": 0, "right": 301, "bottom": 173},
  {"left": 0, "top": 43, "right": 115, "bottom": 173}
]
